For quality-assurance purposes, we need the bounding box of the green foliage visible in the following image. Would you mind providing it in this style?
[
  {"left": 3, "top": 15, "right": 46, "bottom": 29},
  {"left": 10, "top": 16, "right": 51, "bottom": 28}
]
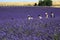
[
  {"left": 54, "top": 33, "right": 60, "bottom": 40},
  {"left": 38, "top": 0, "right": 52, "bottom": 6}
]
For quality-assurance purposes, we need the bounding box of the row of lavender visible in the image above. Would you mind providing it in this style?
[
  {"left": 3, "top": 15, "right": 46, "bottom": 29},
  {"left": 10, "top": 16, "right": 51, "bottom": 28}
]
[
  {"left": 0, "top": 6, "right": 60, "bottom": 40},
  {"left": 0, "top": 18, "right": 60, "bottom": 40},
  {"left": 0, "top": 6, "right": 60, "bottom": 19}
]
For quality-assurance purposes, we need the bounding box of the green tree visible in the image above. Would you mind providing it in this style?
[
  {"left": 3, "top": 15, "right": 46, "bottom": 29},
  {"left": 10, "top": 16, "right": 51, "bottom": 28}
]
[
  {"left": 45, "top": 0, "right": 52, "bottom": 6},
  {"left": 34, "top": 3, "right": 37, "bottom": 6},
  {"left": 38, "top": 0, "right": 44, "bottom": 6},
  {"left": 38, "top": 0, "right": 52, "bottom": 6}
]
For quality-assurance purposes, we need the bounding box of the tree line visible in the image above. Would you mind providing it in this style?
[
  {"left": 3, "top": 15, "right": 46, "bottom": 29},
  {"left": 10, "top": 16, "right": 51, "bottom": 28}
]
[{"left": 34, "top": 0, "right": 52, "bottom": 6}]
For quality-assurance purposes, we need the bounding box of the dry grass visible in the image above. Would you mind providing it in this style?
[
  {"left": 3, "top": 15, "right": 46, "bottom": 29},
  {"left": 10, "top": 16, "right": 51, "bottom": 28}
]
[
  {"left": 52, "top": 1, "right": 60, "bottom": 6},
  {"left": 0, "top": 1, "right": 60, "bottom": 7},
  {"left": 0, "top": 2, "right": 37, "bottom": 6}
]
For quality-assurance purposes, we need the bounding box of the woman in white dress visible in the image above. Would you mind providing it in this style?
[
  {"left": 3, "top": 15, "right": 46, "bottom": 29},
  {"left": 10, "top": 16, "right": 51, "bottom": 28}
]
[
  {"left": 45, "top": 12, "right": 49, "bottom": 19},
  {"left": 38, "top": 15, "right": 42, "bottom": 19}
]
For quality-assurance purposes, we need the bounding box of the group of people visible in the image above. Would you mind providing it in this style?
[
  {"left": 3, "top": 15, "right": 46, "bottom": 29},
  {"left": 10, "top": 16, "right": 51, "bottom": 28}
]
[{"left": 28, "top": 12, "right": 55, "bottom": 20}]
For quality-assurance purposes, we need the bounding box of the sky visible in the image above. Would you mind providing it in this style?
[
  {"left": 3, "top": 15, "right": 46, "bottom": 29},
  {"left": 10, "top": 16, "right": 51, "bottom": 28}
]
[{"left": 0, "top": 0, "right": 60, "bottom": 2}]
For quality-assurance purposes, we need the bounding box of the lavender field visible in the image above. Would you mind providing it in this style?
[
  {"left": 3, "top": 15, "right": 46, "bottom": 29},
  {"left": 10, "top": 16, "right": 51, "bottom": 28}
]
[{"left": 0, "top": 6, "right": 60, "bottom": 40}]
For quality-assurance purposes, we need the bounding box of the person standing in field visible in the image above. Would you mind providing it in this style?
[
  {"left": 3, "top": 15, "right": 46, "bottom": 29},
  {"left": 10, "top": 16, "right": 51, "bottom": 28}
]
[
  {"left": 27, "top": 15, "right": 33, "bottom": 20},
  {"left": 50, "top": 12, "right": 55, "bottom": 18},
  {"left": 38, "top": 15, "right": 42, "bottom": 19},
  {"left": 45, "top": 12, "right": 49, "bottom": 19}
]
